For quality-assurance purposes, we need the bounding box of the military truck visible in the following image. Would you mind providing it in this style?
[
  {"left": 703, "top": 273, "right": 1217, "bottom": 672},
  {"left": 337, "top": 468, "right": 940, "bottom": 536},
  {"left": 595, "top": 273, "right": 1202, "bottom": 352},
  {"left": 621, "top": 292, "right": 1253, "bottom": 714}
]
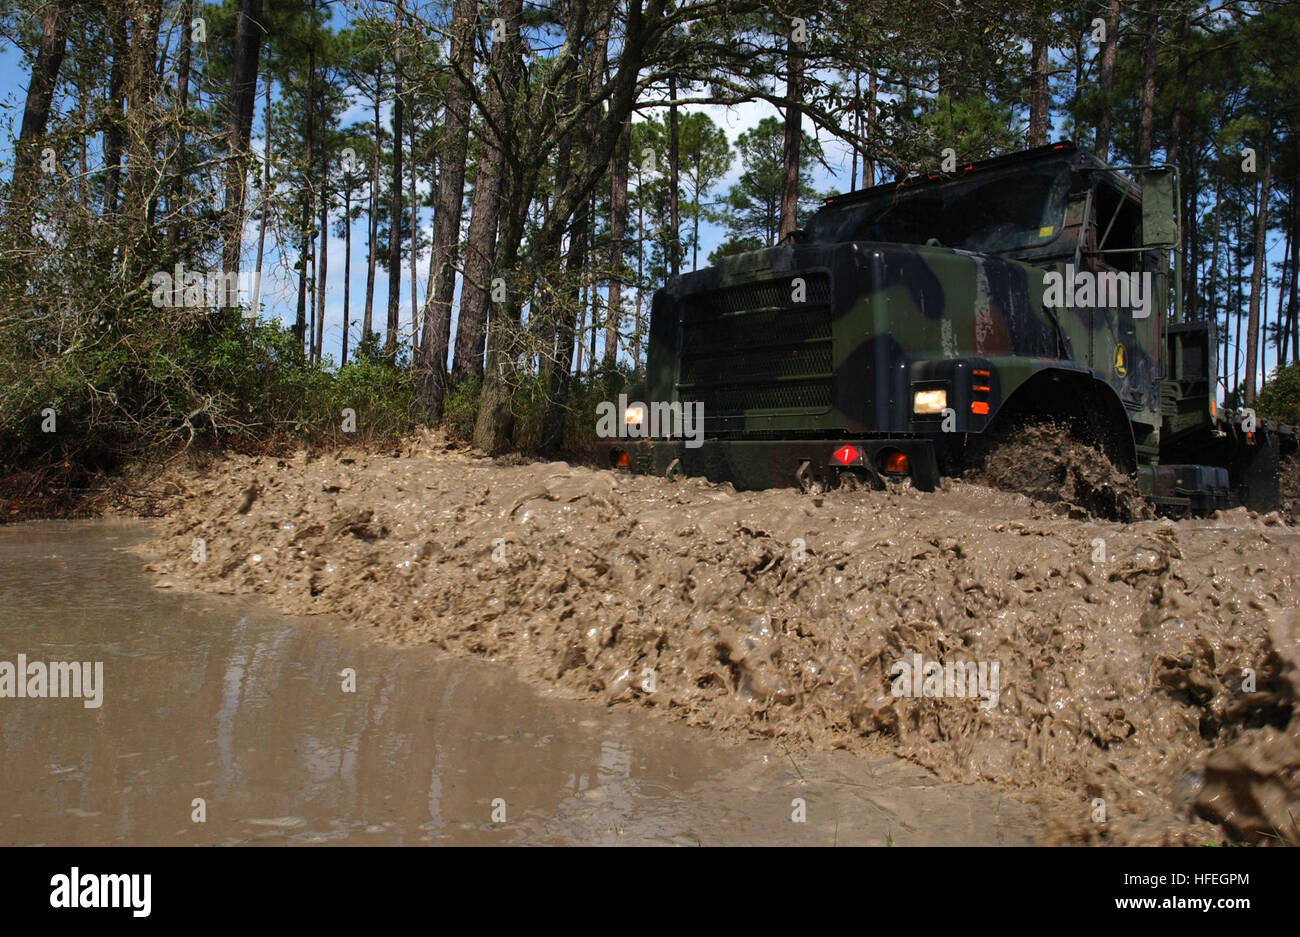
[{"left": 599, "top": 142, "right": 1296, "bottom": 515}]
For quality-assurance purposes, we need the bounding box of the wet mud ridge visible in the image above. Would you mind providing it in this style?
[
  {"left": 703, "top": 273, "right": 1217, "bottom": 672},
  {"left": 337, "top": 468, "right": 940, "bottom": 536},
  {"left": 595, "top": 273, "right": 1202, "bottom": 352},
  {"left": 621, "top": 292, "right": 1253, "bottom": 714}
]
[{"left": 140, "top": 430, "right": 1300, "bottom": 845}]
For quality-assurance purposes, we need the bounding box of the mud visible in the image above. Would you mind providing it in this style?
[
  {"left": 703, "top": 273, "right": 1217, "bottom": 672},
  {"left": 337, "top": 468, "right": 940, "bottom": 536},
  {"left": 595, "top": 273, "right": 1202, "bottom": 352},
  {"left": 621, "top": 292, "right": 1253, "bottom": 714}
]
[
  {"left": 965, "top": 421, "right": 1150, "bottom": 522},
  {"left": 1282, "top": 454, "right": 1300, "bottom": 523},
  {"left": 0, "top": 519, "right": 1036, "bottom": 846},
  {"left": 139, "top": 429, "right": 1300, "bottom": 844}
]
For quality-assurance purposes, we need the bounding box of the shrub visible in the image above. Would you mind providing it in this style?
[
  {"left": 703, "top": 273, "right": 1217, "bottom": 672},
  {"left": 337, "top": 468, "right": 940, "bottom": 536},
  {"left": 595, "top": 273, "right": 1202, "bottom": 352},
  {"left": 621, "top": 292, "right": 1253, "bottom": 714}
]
[
  {"left": 442, "top": 377, "right": 482, "bottom": 442},
  {"left": 1257, "top": 362, "right": 1300, "bottom": 426}
]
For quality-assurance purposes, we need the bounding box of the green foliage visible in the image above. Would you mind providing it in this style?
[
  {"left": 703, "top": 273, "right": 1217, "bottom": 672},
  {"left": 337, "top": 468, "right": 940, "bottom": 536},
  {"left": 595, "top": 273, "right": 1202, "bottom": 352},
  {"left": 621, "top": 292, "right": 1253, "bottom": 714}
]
[
  {"left": 0, "top": 310, "right": 414, "bottom": 475},
  {"left": 1257, "top": 363, "right": 1300, "bottom": 426},
  {"left": 677, "top": 112, "right": 734, "bottom": 270},
  {"left": 719, "top": 116, "right": 822, "bottom": 248},
  {"left": 442, "top": 377, "right": 482, "bottom": 442},
  {"left": 493, "top": 367, "right": 638, "bottom": 459},
  {"left": 708, "top": 235, "right": 765, "bottom": 265}
]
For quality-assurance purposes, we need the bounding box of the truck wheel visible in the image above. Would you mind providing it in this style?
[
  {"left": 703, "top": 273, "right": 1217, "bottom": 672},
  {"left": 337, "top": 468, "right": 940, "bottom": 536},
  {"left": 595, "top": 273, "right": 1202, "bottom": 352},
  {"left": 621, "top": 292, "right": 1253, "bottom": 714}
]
[{"left": 962, "top": 418, "right": 1148, "bottom": 521}]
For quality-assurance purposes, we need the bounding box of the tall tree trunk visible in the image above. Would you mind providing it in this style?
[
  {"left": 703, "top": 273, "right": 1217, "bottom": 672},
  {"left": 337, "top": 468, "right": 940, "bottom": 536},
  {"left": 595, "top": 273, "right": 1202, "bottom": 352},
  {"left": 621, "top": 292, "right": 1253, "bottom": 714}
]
[
  {"left": 1233, "top": 198, "right": 1243, "bottom": 396},
  {"left": 120, "top": 0, "right": 161, "bottom": 271},
  {"left": 364, "top": 67, "right": 381, "bottom": 349},
  {"left": 451, "top": 135, "right": 502, "bottom": 383},
  {"left": 779, "top": 25, "right": 803, "bottom": 240},
  {"left": 866, "top": 70, "right": 876, "bottom": 187},
  {"left": 534, "top": 75, "right": 580, "bottom": 408},
  {"left": 423, "top": 149, "right": 439, "bottom": 304},
  {"left": 295, "top": 35, "right": 316, "bottom": 353},
  {"left": 1072, "top": 5, "right": 1083, "bottom": 143},
  {"left": 342, "top": 182, "right": 351, "bottom": 365},
  {"left": 417, "top": 0, "right": 476, "bottom": 420},
  {"left": 74, "top": 18, "right": 88, "bottom": 206},
  {"left": 167, "top": 0, "right": 194, "bottom": 254},
  {"left": 1245, "top": 133, "right": 1271, "bottom": 403},
  {"left": 452, "top": 2, "right": 518, "bottom": 386},
  {"left": 221, "top": 0, "right": 265, "bottom": 275},
  {"left": 603, "top": 111, "right": 630, "bottom": 371},
  {"left": 252, "top": 75, "right": 270, "bottom": 314},
  {"left": 540, "top": 195, "right": 588, "bottom": 451},
  {"left": 471, "top": 0, "right": 525, "bottom": 453},
  {"left": 589, "top": 204, "right": 598, "bottom": 370},
  {"left": 691, "top": 173, "right": 701, "bottom": 272},
  {"left": 308, "top": 242, "right": 316, "bottom": 361},
  {"left": 669, "top": 74, "right": 681, "bottom": 275},
  {"left": 1184, "top": 149, "right": 1198, "bottom": 322},
  {"left": 1135, "top": 1, "right": 1158, "bottom": 165},
  {"left": 385, "top": 1, "right": 404, "bottom": 358},
  {"left": 850, "top": 69, "right": 859, "bottom": 191},
  {"left": 1166, "top": 11, "right": 1189, "bottom": 169},
  {"left": 1028, "top": 37, "right": 1048, "bottom": 147},
  {"left": 1168, "top": 10, "right": 1190, "bottom": 321},
  {"left": 1094, "top": 0, "right": 1119, "bottom": 161},
  {"left": 103, "top": 9, "right": 127, "bottom": 218},
  {"left": 1273, "top": 224, "right": 1288, "bottom": 369},
  {"left": 635, "top": 162, "right": 644, "bottom": 367},
  {"left": 315, "top": 187, "right": 329, "bottom": 362},
  {"left": 1290, "top": 152, "right": 1300, "bottom": 365},
  {"left": 1208, "top": 177, "right": 1222, "bottom": 334},
  {"left": 408, "top": 108, "right": 419, "bottom": 350},
  {"left": 10, "top": 0, "right": 71, "bottom": 211},
  {"left": 542, "top": 12, "right": 609, "bottom": 451}
]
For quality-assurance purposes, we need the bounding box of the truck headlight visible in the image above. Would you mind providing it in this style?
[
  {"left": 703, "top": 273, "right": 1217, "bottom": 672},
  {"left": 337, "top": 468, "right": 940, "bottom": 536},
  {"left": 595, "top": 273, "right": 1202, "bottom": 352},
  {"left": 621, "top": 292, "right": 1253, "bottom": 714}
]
[
  {"left": 913, "top": 389, "right": 947, "bottom": 415},
  {"left": 624, "top": 405, "right": 645, "bottom": 425}
]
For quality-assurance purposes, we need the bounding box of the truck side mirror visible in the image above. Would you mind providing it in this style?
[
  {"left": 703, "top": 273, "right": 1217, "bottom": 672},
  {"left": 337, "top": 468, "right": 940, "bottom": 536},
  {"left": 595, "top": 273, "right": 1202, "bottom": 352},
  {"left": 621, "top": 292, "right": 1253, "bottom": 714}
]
[{"left": 1140, "top": 167, "right": 1179, "bottom": 249}]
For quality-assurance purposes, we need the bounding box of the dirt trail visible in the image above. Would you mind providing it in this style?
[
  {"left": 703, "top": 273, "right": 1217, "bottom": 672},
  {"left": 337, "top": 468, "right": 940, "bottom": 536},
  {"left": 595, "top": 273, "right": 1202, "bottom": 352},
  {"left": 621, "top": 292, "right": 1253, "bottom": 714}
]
[{"left": 139, "top": 430, "right": 1300, "bottom": 844}]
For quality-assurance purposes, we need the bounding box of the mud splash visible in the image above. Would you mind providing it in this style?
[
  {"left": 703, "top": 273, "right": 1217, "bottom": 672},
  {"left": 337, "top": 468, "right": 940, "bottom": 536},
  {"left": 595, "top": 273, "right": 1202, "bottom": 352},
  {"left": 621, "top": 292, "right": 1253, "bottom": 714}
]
[
  {"left": 965, "top": 421, "right": 1150, "bottom": 522},
  {"left": 1194, "top": 608, "right": 1300, "bottom": 844},
  {"left": 140, "top": 429, "right": 1300, "bottom": 844},
  {"left": 1282, "top": 454, "right": 1300, "bottom": 523}
]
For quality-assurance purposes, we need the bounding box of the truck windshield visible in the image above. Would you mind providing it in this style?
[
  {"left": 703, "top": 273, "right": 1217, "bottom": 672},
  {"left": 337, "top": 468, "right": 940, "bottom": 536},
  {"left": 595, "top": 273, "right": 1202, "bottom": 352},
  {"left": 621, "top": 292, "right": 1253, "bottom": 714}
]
[{"left": 805, "top": 162, "right": 1070, "bottom": 254}]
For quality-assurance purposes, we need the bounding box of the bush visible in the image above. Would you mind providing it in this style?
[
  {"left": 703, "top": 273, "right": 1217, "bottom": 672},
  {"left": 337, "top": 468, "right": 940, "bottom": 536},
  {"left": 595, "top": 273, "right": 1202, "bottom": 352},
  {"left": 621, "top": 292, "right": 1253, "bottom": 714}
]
[
  {"left": 1257, "top": 362, "right": 1300, "bottom": 426},
  {"left": 0, "top": 310, "right": 415, "bottom": 476},
  {"left": 442, "top": 377, "right": 481, "bottom": 442}
]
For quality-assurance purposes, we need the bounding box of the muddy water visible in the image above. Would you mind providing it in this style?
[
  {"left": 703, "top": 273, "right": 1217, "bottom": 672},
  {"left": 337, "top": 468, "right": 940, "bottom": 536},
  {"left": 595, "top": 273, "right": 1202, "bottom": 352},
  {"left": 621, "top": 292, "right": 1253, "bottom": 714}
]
[
  {"left": 138, "top": 433, "right": 1300, "bottom": 845},
  {"left": 0, "top": 520, "right": 1036, "bottom": 846}
]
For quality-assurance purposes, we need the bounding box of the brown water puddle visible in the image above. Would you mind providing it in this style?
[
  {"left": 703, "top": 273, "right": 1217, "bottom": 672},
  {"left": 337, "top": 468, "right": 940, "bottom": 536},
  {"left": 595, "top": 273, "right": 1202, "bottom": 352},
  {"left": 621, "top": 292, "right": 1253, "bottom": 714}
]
[{"left": 0, "top": 519, "right": 1037, "bottom": 846}]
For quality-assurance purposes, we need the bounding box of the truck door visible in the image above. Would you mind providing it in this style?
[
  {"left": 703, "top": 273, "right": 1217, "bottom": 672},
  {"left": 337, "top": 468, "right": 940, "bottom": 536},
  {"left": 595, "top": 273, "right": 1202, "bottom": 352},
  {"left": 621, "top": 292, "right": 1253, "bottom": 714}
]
[{"left": 1088, "top": 185, "right": 1145, "bottom": 410}]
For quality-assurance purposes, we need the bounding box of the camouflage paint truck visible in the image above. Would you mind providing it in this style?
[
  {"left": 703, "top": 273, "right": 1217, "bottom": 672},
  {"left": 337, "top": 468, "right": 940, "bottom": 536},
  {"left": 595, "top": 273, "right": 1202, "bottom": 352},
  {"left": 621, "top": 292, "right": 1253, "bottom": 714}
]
[{"left": 598, "top": 142, "right": 1297, "bottom": 515}]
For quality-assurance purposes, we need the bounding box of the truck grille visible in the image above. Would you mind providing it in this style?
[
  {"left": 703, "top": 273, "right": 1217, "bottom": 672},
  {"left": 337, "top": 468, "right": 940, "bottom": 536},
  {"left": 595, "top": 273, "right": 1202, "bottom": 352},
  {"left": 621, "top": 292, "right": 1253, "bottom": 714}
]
[{"left": 675, "top": 271, "right": 834, "bottom": 414}]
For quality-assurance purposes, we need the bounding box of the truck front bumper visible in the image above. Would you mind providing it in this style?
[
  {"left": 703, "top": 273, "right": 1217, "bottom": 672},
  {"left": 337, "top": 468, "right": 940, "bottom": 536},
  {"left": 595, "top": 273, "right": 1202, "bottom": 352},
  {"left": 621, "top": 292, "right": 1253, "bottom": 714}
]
[{"left": 596, "top": 438, "right": 941, "bottom": 491}]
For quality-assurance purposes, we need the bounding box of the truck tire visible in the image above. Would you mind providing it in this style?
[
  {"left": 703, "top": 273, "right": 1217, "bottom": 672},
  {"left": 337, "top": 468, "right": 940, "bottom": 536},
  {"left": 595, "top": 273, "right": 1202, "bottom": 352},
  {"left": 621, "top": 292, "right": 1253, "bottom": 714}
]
[{"left": 962, "top": 418, "right": 1147, "bottom": 521}]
